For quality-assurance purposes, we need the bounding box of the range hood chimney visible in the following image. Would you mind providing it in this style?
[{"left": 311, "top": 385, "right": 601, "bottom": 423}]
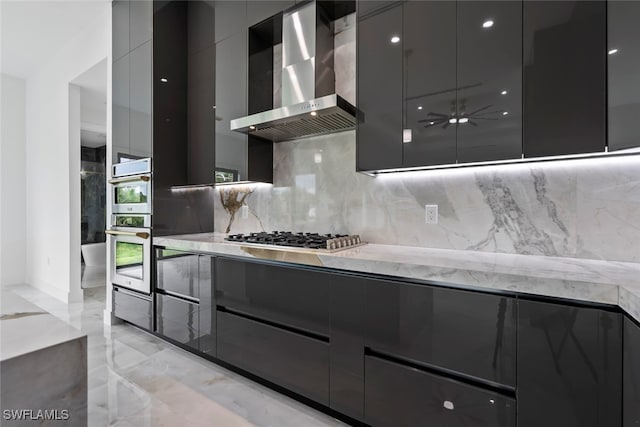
[{"left": 230, "top": 1, "right": 356, "bottom": 142}]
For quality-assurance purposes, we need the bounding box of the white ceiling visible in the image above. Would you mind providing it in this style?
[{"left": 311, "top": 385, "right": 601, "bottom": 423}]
[{"left": 1, "top": 0, "right": 108, "bottom": 79}]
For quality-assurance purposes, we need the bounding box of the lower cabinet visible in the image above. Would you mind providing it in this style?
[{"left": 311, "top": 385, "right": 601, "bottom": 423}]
[
  {"left": 156, "top": 293, "right": 199, "bottom": 350},
  {"left": 113, "top": 286, "right": 153, "bottom": 330},
  {"left": 518, "top": 299, "right": 622, "bottom": 427},
  {"left": 624, "top": 316, "right": 640, "bottom": 427},
  {"left": 217, "top": 311, "right": 330, "bottom": 405},
  {"left": 364, "top": 356, "right": 516, "bottom": 427}
]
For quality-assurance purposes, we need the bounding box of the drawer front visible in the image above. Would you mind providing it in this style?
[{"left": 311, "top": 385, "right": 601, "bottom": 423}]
[
  {"left": 199, "top": 255, "right": 216, "bottom": 357},
  {"left": 366, "top": 279, "right": 517, "bottom": 386},
  {"left": 365, "top": 356, "right": 516, "bottom": 427},
  {"left": 217, "top": 311, "right": 329, "bottom": 405},
  {"left": 156, "top": 249, "right": 199, "bottom": 299},
  {"left": 113, "top": 287, "right": 152, "bottom": 330},
  {"left": 216, "top": 257, "right": 330, "bottom": 335},
  {"left": 624, "top": 316, "right": 640, "bottom": 427},
  {"left": 156, "top": 293, "right": 199, "bottom": 350}
]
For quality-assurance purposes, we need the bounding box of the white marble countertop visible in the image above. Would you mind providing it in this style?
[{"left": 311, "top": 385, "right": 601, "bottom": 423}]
[
  {"left": 1, "top": 292, "right": 86, "bottom": 361},
  {"left": 154, "top": 233, "right": 640, "bottom": 323}
]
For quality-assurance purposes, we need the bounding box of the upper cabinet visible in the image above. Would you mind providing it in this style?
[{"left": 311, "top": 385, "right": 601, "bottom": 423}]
[
  {"left": 523, "top": 1, "right": 606, "bottom": 158},
  {"left": 457, "top": 1, "right": 522, "bottom": 163},
  {"left": 357, "top": 0, "right": 633, "bottom": 173},
  {"left": 112, "top": 0, "right": 153, "bottom": 164},
  {"left": 608, "top": 1, "right": 640, "bottom": 152}
]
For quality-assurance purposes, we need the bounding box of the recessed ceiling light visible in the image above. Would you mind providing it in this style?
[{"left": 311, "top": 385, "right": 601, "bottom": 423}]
[
  {"left": 160, "top": 78, "right": 168, "bottom": 83},
  {"left": 249, "top": 125, "right": 256, "bottom": 130},
  {"left": 390, "top": 35, "right": 400, "bottom": 44},
  {"left": 429, "top": 121, "right": 435, "bottom": 125},
  {"left": 449, "top": 118, "right": 457, "bottom": 124},
  {"left": 503, "top": 111, "right": 509, "bottom": 116},
  {"left": 459, "top": 117, "right": 469, "bottom": 124},
  {"left": 418, "top": 106, "right": 423, "bottom": 110},
  {"left": 310, "top": 111, "right": 317, "bottom": 116},
  {"left": 608, "top": 48, "right": 619, "bottom": 55},
  {"left": 482, "top": 20, "right": 494, "bottom": 29},
  {"left": 501, "top": 90, "right": 508, "bottom": 95}
]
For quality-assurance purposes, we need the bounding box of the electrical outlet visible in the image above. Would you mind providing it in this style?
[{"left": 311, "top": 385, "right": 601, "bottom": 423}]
[{"left": 425, "top": 205, "right": 438, "bottom": 224}]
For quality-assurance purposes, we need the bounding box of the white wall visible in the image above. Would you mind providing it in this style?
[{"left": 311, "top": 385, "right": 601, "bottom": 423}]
[
  {"left": 0, "top": 74, "right": 27, "bottom": 286},
  {"left": 25, "top": 4, "right": 109, "bottom": 302}
]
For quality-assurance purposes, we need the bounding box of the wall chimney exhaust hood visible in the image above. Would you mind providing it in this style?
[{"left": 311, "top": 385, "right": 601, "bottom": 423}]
[{"left": 230, "top": 1, "right": 357, "bottom": 142}]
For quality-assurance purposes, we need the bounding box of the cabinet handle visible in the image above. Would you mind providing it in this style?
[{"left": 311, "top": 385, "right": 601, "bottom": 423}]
[
  {"left": 108, "top": 174, "right": 151, "bottom": 184},
  {"left": 443, "top": 400, "right": 455, "bottom": 410},
  {"left": 105, "top": 229, "right": 150, "bottom": 240}
]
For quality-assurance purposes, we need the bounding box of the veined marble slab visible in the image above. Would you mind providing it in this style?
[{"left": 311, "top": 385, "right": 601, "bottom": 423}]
[{"left": 155, "top": 233, "right": 640, "bottom": 323}]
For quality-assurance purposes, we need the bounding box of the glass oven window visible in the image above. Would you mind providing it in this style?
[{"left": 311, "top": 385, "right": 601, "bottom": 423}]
[
  {"left": 115, "top": 184, "right": 148, "bottom": 204},
  {"left": 115, "top": 241, "right": 144, "bottom": 280}
]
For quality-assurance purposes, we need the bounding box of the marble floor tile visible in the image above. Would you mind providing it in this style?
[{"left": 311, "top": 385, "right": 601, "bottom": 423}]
[{"left": 4, "top": 284, "right": 346, "bottom": 427}]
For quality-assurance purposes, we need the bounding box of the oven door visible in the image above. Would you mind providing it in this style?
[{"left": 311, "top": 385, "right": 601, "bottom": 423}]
[
  {"left": 107, "top": 227, "right": 151, "bottom": 294},
  {"left": 110, "top": 174, "right": 152, "bottom": 214}
]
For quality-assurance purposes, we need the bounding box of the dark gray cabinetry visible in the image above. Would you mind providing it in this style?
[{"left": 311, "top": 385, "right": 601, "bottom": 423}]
[
  {"left": 155, "top": 248, "right": 216, "bottom": 355},
  {"left": 113, "top": 286, "right": 153, "bottom": 330},
  {"left": 111, "top": 0, "right": 153, "bottom": 163},
  {"left": 365, "top": 279, "right": 517, "bottom": 387},
  {"left": 402, "top": 1, "right": 456, "bottom": 168},
  {"left": 518, "top": 299, "right": 622, "bottom": 427},
  {"left": 247, "top": 1, "right": 293, "bottom": 26},
  {"left": 216, "top": 257, "right": 330, "bottom": 336},
  {"left": 456, "top": 1, "right": 522, "bottom": 163},
  {"left": 624, "top": 316, "right": 640, "bottom": 426},
  {"left": 523, "top": 1, "right": 606, "bottom": 158},
  {"left": 365, "top": 356, "right": 516, "bottom": 427},
  {"left": 356, "top": 3, "right": 403, "bottom": 171},
  {"left": 608, "top": 1, "right": 640, "bottom": 152},
  {"left": 217, "top": 311, "right": 330, "bottom": 404}
]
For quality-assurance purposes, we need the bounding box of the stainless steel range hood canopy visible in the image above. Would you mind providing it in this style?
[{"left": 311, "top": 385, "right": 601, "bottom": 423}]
[{"left": 230, "top": 1, "right": 356, "bottom": 142}]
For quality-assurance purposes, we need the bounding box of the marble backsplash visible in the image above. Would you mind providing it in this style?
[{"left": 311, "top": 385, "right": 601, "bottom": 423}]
[{"left": 214, "top": 130, "right": 640, "bottom": 263}]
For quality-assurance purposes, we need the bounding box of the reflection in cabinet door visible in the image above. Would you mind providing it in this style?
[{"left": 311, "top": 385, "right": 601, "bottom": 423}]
[
  {"left": 365, "top": 356, "right": 516, "bottom": 427},
  {"left": 112, "top": 55, "right": 130, "bottom": 163},
  {"left": 402, "top": 0, "right": 456, "bottom": 168},
  {"left": 156, "top": 293, "right": 199, "bottom": 351},
  {"left": 129, "top": 41, "right": 153, "bottom": 158},
  {"left": 356, "top": 4, "right": 403, "bottom": 171},
  {"left": 112, "top": 0, "right": 129, "bottom": 61},
  {"left": 523, "top": 1, "right": 606, "bottom": 158},
  {"left": 457, "top": 0, "right": 522, "bottom": 163}
]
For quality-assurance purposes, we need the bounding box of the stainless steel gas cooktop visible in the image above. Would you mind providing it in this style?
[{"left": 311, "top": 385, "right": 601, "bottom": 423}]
[{"left": 225, "top": 231, "right": 364, "bottom": 252}]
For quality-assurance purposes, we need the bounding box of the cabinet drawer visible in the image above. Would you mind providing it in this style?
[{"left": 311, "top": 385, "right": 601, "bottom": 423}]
[
  {"left": 365, "top": 356, "right": 515, "bottom": 427},
  {"left": 217, "top": 311, "right": 329, "bottom": 405},
  {"left": 113, "top": 287, "right": 152, "bottom": 330},
  {"left": 156, "top": 249, "right": 200, "bottom": 299},
  {"left": 366, "top": 279, "right": 516, "bottom": 386},
  {"left": 216, "top": 258, "right": 330, "bottom": 336},
  {"left": 156, "top": 293, "right": 199, "bottom": 350}
]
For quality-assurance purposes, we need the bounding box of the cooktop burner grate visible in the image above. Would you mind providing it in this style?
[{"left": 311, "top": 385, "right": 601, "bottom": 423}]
[{"left": 225, "top": 231, "right": 363, "bottom": 251}]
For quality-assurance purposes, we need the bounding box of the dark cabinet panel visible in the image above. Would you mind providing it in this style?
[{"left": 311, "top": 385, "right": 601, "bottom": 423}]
[
  {"left": 356, "top": 0, "right": 397, "bottom": 18},
  {"left": 523, "top": 1, "right": 606, "bottom": 158},
  {"left": 518, "top": 300, "right": 622, "bottom": 427},
  {"left": 216, "top": 258, "right": 330, "bottom": 335},
  {"left": 113, "top": 287, "right": 152, "bottom": 330},
  {"left": 402, "top": 0, "right": 456, "bottom": 167},
  {"left": 329, "top": 274, "right": 366, "bottom": 420},
  {"left": 130, "top": 0, "right": 153, "bottom": 50},
  {"left": 364, "top": 355, "right": 516, "bottom": 427},
  {"left": 457, "top": 1, "right": 522, "bottom": 163},
  {"left": 156, "top": 293, "right": 200, "bottom": 350},
  {"left": 112, "top": 55, "right": 130, "bottom": 162},
  {"left": 112, "top": 0, "right": 130, "bottom": 61},
  {"left": 129, "top": 41, "right": 153, "bottom": 158},
  {"left": 356, "top": 3, "right": 403, "bottom": 171},
  {"left": 215, "top": 31, "right": 249, "bottom": 181},
  {"left": 218, "top": 311, "right": 330, "bottom": 405},
  {"left": 624, "top": 316, "right": 640, "bottom": 426},
  {"left": 366, "top": 279, "right": 516, "bottom": 387},
  {"left": 156, "top": 249, "right": 200, "bottom": 298},
  {"left": 198, "top": 255, "right": 216, "bottom": 357},
  {"left": 608, "top": 1, "right": 640, "bottom": 152}
]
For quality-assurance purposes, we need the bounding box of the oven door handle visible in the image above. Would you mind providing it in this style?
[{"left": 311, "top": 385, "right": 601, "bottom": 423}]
[
  {"left": 105, "top": 229, "right": 150, "bottom": 239},
  {"left": 108, "top": 174, "right": 151, "bottom": 185}
]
